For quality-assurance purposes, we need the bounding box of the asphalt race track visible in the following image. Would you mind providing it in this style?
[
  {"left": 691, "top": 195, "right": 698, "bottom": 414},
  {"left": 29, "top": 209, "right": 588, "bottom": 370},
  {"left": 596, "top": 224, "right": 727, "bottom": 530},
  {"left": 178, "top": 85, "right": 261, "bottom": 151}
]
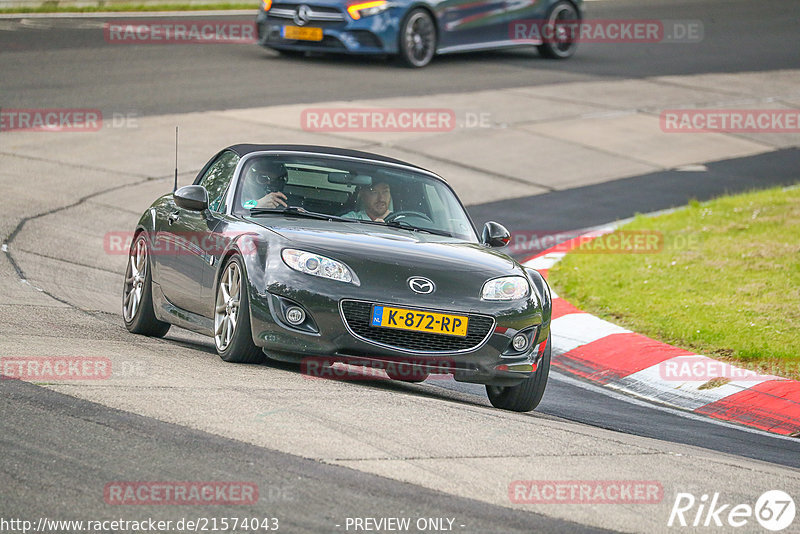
[
  {"left": 2, "top": 378, "right": 610, "bottom": 533},
  {"left": 1, "top": 0, "right": 800, "bottom": 532},
  {"left": 0, "top": 0, "right": 798, "bottom": 115}
]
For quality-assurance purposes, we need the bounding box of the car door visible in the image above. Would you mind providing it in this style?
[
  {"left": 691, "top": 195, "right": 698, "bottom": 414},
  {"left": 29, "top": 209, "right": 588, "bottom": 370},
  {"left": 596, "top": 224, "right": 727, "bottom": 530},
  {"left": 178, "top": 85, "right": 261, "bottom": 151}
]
[
  {"left": 500, "top": 0, "right": 541, "bottom": 43},
  {"left": 437, "top": 0, "right": 510, "bottom": 49},
  {"left": 155, "top": 150, "right": 240, "bottom": 315}
]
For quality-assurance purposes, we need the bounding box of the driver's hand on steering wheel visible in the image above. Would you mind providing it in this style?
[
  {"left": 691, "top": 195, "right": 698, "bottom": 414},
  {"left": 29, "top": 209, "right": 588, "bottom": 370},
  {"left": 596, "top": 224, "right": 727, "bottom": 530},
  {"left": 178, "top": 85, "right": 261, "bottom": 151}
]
[
  {"left": 256, "top": 192, "right": 288, "bottom": 209},
  {"left": 373, "top": 208, "right": 391, "bottom": 222}
]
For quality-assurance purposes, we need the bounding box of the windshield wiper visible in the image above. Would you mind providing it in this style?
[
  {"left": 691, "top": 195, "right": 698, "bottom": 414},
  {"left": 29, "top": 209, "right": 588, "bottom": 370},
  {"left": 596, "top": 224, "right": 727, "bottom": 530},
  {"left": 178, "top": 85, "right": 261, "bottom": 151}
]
[
  {"left": 355, "top": 218, "right": 453, "bottom": 237},
  {"left": 249, "top": 207, "right": 454, "bottom": 237},
  {"left": 247, "top": 206, "right": 348, "bottom": 222}
]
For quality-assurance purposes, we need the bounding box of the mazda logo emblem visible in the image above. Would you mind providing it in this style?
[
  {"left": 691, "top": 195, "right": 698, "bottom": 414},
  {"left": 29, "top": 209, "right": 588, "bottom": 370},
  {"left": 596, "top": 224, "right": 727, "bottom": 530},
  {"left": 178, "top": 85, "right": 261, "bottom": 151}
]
[
  {"left": 408, "top": 277, "right": 435, "bottom": 294},
  {"left": 294, "top": 5, "right": 311, "bottom": 26}
]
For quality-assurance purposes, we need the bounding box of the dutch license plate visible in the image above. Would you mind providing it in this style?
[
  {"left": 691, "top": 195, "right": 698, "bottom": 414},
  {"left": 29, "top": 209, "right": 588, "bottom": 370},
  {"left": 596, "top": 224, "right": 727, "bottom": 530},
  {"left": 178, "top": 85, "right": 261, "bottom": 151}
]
[
  {"left": 282, "top": 26, "right": 323, "bottom": 41},
  {"left": 371, "top": 305, "right": 469, "bottom": 337}
]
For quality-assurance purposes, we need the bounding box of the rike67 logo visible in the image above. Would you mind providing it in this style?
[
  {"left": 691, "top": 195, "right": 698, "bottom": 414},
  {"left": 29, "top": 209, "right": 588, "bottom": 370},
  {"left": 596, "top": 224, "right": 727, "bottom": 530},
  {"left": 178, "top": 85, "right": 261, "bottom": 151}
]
[{"left": 668, "top": 490, "right": 795, "bottom": 531}]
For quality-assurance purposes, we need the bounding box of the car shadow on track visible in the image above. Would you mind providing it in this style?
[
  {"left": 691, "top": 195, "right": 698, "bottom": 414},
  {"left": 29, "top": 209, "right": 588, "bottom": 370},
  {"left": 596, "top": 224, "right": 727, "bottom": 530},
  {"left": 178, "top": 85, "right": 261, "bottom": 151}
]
[
  {"left": 158, "top": 327, "right": 559, "bottom": 418},
  {"left": 259, "top": 48, "right": 551, "bottom": 69},
  {"left": 162, "top": 331, "right": 218, "bottom": 355}
]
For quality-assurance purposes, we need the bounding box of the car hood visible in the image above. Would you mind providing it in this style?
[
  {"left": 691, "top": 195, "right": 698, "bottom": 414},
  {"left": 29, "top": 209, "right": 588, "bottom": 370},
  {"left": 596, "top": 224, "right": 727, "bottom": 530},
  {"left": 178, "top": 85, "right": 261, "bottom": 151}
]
[
  {"left": 258, "top": 219, "right": 516, "bottom": 271},
  {"left": 251, "top": 218, "right": 526, "bottom": 303}
]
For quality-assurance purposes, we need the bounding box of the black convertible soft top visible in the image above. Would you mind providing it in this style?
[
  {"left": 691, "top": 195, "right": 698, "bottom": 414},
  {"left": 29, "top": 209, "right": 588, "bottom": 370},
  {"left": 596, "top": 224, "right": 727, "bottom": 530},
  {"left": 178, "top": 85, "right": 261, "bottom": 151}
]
[{"left": 227, "top": 144, "right": 428, "bottom": 172}]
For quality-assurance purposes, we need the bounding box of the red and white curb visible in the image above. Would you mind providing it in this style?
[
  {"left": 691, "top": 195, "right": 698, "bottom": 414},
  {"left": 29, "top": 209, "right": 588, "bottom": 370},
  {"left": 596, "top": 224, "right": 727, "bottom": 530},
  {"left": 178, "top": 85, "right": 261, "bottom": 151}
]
[{"left": 524, "top": 229, "right": 800, "bottom": 437}]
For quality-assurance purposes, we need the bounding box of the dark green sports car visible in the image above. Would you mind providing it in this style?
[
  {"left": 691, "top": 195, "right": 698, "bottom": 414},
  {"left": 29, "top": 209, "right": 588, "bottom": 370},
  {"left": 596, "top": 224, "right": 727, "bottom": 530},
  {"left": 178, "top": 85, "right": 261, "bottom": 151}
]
[{"left": 123, "top": 144, "right": 552, "bottom": 411}]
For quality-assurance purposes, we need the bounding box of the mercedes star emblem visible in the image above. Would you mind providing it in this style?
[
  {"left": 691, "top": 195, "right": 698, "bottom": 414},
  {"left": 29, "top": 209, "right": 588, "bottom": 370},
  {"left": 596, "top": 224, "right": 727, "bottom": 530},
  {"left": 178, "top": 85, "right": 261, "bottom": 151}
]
[{"left": 294, "top": 5, "right": 311, "bottom": 26}]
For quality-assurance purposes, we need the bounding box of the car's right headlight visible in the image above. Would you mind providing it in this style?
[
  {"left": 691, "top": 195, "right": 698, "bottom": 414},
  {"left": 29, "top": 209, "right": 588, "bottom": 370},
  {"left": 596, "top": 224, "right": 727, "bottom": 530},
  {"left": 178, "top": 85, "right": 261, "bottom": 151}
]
[
  {"left": 481, "top": 276, "right": 530, "bottom": 301},
  {"left": 281, "top": 249, "right": 358, "bottom": 285},
  {"left": 347, "top": 0, "right": 390, "bottom": 20}
]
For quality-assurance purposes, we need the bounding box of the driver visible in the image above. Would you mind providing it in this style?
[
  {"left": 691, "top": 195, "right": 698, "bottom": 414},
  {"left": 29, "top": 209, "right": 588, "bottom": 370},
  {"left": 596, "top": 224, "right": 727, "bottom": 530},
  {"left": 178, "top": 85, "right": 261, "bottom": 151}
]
[
  {"left": 241, "top": 159, "right": 288, "bottom": 209},
  {"left": 341, "top": 181, "right": 392, "bottom": 222}
]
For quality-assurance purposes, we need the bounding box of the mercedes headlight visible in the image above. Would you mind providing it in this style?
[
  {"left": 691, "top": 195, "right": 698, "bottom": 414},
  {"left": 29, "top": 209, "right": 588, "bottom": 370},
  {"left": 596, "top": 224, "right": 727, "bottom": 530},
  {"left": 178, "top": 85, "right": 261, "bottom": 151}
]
[
  {"left": 282, "top": 249, "right": 357, "bottom": 284},
  {"left": 347, "top": 0, "right": 390, "bottom": 20},
  {"left": 481, "top": 276, "right": 530, "bottom": 301}
]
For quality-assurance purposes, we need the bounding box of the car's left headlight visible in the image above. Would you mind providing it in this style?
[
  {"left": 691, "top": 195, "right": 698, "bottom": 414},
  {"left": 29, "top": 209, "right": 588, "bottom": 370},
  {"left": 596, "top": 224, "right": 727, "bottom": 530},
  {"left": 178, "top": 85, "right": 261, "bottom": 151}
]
[
  {"left": 481, "top": 276, "right": 530, "bottom": 301},
  {"left": 282, "top": 249, "right": 358, "bottom": 284},
  {"left": 347, "top": 0, "right": 390, "bottom": 20}
]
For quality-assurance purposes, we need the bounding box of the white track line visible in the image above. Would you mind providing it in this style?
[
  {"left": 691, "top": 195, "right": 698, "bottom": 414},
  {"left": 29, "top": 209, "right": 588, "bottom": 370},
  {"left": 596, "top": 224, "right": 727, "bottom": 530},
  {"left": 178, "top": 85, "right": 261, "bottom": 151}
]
[{"left": 551, "top": 313, "right": 630, "bottom": 354}]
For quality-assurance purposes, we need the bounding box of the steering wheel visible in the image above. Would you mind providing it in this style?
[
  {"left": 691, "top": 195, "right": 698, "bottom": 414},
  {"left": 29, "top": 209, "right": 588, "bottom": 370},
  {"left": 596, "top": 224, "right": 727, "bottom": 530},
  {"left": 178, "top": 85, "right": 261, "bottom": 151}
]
[{"left": 384, "top": 211, "right": 433, "bottom": 223}]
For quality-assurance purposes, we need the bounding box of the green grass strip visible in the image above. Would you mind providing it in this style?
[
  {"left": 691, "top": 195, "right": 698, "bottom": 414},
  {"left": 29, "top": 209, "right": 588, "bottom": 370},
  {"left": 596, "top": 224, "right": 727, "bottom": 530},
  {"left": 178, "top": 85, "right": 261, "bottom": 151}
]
[{"left": 550, "top": 184, "right": 800, "bottom": 380}]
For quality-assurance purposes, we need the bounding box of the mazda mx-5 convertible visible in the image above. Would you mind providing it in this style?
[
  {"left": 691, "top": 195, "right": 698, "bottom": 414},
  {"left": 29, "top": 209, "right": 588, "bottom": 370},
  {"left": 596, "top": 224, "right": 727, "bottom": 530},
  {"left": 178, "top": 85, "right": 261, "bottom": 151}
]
[{"left": 123, "top": 144, "right": 552, "bottom": 411}]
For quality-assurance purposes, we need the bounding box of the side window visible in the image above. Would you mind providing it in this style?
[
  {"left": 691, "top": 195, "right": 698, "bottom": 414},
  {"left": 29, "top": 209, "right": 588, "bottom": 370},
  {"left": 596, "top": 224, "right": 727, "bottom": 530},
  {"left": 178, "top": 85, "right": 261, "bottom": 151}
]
[{"left": 198, "top": 151, "right": 240, "bottom": 213}]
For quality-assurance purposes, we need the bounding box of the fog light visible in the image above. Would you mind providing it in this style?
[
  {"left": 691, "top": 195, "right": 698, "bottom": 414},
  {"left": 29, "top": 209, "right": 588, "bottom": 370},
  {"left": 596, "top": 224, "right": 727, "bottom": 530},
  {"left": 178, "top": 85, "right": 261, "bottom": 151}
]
[
  {"left": 285, "top": 306, "right": 305, "bottom": 325},
  {"left": 496, "top": 363, "right": 537, "bottom": 373},
  {"left": 512, "top": 333, "right": 529, "bottom": 352}
]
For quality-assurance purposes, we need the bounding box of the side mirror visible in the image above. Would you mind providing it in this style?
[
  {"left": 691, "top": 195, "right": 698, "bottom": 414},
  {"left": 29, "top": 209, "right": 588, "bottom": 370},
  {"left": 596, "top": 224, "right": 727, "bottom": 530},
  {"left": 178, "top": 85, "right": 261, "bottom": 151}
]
[
  {"left": 482, "top": 221, "right": 511, "bottom": 247},
  {"left": 174, "top": 185, "right": 209, "bottom": 212}
]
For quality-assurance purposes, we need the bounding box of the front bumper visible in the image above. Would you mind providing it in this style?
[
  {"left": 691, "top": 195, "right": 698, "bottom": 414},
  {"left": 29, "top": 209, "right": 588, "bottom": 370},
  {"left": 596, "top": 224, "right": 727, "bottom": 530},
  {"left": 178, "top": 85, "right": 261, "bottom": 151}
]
[
  {"left": 248, "top": 277, "right": 549, "bottom": 387},
  {"left": 255, "top": 8, "right": 401, "bottom": 54}
]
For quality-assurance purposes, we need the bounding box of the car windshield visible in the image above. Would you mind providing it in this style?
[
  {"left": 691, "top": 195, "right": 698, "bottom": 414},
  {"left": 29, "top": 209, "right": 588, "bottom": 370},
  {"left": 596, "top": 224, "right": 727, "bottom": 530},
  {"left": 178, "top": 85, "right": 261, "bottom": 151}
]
[{"left": 233, "top": 153, "right": 479, "bottom": 242}]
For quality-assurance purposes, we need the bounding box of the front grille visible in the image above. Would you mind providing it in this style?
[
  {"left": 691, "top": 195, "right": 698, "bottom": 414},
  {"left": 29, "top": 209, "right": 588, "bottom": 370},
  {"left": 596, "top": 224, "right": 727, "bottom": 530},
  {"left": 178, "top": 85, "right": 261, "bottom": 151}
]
[
  {"left": 266, "top": 18, "right": 345, "bottom": 31},
  {"left": 269, "top": 4, "right": 346, "bottom": 21},
  {"left": 272, "top": 3, "right": 342, "bottom": 13},
  {"left": 340, "top": 300, "right": 495, "bottom": 353}
]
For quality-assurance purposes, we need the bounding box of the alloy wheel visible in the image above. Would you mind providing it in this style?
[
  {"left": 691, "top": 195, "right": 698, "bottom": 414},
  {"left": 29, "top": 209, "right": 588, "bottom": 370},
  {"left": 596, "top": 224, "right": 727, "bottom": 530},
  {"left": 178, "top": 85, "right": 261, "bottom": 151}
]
[
  {"left": 123, "top": 237, "right": 148, "bottom": 322},
  {"left": 403, "top": 11, "right": 436, "bottom": 67},
  {"left": 214, "top": 260, "right": 242, "bottom": 351}
]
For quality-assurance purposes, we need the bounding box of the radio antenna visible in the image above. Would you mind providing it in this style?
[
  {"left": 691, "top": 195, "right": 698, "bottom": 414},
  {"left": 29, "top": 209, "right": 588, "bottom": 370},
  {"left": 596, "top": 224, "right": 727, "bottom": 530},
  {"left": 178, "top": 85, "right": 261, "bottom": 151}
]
[{"left": 173, "top": 126, "right": 178, "bottom": 192}]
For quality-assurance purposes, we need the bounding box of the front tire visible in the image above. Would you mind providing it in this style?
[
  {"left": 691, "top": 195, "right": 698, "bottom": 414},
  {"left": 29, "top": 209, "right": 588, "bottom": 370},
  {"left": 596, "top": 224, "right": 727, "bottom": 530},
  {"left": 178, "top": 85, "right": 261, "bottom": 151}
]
[
  {"left": 537, "top": 1, "right": 579, "bottom": 59},
  {"left": 123, "top": 234, "right": 170, "bottom": 337},
  {"left": 486, "top": 337, "right": 551, "bottom": 412},
  {"left": 214, "top": 255, "right": 265, "bottom": 364},
  {"left": 398, "top": 8, "right": 437, "bottom": 68}
]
